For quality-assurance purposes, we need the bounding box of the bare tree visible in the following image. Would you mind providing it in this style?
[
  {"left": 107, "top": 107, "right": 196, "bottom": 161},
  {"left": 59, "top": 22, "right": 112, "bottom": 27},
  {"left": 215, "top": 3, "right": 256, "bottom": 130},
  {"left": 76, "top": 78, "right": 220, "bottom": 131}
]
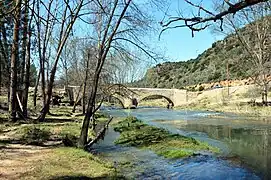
[
  {"left": 9, "top": 0, "right": 22, "bottom": 121},
  {"left": 230, "top": 5, "right": 271, "bottom": 104},
  {"left": 22, "top": 0, "right": 36, "bottom": 117},
  {"left": 160, "top": 0, "right": 269, "bottom": 37},
  {"left": 211, "top": 1, "right": 270, "bottom": 105},
  {"left": 36, "top": 0, "right": 85, "bottom": 121},
  {"left": 82, "top": 49, "right": 91, "bottom": 114},
  {"left": 78, "top": 0, "right": 162, "bottom": 148}
]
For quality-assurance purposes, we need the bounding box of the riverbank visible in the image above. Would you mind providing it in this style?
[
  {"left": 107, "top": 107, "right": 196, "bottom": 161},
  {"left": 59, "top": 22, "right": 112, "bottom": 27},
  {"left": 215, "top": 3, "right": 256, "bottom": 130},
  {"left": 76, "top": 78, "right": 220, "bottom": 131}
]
[
  {"left": 96, "top": 108, "right": 263, "bottom": 179},
  {"left": 0, "top": 145, "right": 118, "bottom": 179},
  {"left": 113, "top": 116, "right": 219, "bottom": 158},
  {"left": 0, "top": 106, "right": 122, "bottom": 179},
  {"left": 175, "top": 85, "right": 271, "bottom": 117},
  {"left": 177, "top": 102, "right": 271, "bottom": 118}
]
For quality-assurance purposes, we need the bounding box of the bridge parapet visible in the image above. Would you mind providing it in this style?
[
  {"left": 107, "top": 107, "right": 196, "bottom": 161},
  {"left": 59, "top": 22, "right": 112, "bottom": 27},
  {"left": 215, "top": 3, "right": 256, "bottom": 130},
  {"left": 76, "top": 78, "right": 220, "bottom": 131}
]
[
  {"left": 124, "top": 87, "right": 187, "bottom": 108},
  {"left": 65, "top": 85, "right": 188, "bottom": 108}
]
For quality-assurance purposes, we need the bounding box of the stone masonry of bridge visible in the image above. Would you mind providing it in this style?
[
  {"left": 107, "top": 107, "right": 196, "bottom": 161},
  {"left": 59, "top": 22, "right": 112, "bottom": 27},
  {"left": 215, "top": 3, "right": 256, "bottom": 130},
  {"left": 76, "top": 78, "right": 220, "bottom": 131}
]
[
  {"left": 64, "top": 85, "right": 256, "bottom": 109},
  {"left": 123, "top": 88, "right": 188, "bottom": 108},
  {"left": 64, "top": 86, "right": 188, "bottom": 108}
]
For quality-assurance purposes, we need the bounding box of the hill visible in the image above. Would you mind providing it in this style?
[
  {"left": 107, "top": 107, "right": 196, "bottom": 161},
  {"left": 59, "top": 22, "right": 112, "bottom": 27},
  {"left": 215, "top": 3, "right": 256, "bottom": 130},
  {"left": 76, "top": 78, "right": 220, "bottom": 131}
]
[{"left": 132, "top": 17, "right": 270, "bottom": 90}]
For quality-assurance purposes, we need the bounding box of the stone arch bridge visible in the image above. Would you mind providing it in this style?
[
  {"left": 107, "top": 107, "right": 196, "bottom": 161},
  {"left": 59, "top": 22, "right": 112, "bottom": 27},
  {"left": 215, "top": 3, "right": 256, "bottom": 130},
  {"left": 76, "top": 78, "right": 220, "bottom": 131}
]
[
  {"left": 65, "top": 86, "right": 188, "bottom": 108},
  {"left": 115, "top": 88, "right": 188, "bottom": 108}
]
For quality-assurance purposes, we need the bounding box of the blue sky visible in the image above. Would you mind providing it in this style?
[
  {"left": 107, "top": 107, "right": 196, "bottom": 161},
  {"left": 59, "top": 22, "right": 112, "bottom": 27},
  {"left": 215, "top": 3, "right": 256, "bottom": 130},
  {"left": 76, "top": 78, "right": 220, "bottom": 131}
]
[
  {"left": 158, "top": 26, "right": 224, "bottom": 62},
  {"left": 154, "top": 0, "right": 225, "bottom": 62},
  {"left": 67, "top": 0, "right": 227, "bottom": 81},
  {"left": 66, "top": 0, "right": 227, "bottom": 82},
  {"left": 73, "top": 0, "right": 225, "bottom": 63}
]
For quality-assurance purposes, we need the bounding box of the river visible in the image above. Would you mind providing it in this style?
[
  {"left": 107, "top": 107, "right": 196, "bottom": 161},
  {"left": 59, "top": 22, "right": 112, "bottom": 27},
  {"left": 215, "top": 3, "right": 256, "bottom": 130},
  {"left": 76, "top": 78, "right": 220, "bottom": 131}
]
[{"left": 91, "top": 107, "right": 271, "bottom": 179}]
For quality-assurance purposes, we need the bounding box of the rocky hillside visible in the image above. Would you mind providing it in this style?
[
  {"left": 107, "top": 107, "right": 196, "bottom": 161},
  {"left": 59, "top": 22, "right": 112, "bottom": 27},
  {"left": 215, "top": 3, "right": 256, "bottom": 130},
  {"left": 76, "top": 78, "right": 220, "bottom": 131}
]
[{"left": 132, "top": 17, "right": 270, "bottom": 90}]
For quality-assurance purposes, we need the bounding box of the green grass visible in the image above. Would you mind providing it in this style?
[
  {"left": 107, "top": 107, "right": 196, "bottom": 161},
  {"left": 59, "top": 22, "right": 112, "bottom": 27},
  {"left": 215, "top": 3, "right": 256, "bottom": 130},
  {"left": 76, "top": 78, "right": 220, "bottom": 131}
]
[
  {"left": 21, "top": 147, "right": 121, "bottom": 179},
  {"left": 20, "top": 126, "right": 51, "bottom": 145},
  {"left": 0, "top": 110, "right": 125, "bottom": 179},
  {"left": 0, "top": 113, "right": 8, "bottom": 119},
  {"left": 113, "top": 116, "right": 219, "bottom": 159},
  {"left": 0, "top": 104, "right": 109, "bottom": 146},
  {"left": 0, "top": 95, "right": 8, "bottom": 103},
  {"left": 46, "top": 106, "right": 74, "bottom": 118},
  {"left": 2, "top": 120, "right": 95, "bottom": 146},
  {"left": 156, "top": 149, "right": 192, "bottom": 158}
]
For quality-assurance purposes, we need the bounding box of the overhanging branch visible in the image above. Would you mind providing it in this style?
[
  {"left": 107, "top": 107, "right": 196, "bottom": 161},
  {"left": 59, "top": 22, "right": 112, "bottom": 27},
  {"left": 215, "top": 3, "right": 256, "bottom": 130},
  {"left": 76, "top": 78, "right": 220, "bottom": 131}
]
[{"left": 160, "top": 0, "right": 268, "bottom": 37}]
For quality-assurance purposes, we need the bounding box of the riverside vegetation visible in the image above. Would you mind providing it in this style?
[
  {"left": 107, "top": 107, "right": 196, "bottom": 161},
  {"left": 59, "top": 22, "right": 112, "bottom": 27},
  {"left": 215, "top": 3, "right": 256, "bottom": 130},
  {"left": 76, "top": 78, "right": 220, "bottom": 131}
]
[
  {"left": 0, "top": 105, "right": 122, "bottom": 179},
  {"left": 113, "top": 116, "right": 219, "bottom": 158},
  {"left": 0, "top": 95, "right": 219, "bottom": 179}
]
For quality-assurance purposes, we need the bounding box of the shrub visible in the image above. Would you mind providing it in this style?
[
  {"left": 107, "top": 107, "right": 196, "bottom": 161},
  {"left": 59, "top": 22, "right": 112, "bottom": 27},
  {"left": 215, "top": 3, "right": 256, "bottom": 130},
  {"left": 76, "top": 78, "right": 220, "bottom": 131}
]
[
  {"left": 242, "top": 86, "right": 262, "bottom": 99},
  {"left": 198, "top": 86, "right": 204, "bottom": 91},
  {"left": 62, "top": 134, "right": 78, "bottom": 147},
  {"left": 22, "top": 126, "right": 51, "bottom": 145},
  {"left": 94, "top": 113, "right": 107, "bottom": 119}
]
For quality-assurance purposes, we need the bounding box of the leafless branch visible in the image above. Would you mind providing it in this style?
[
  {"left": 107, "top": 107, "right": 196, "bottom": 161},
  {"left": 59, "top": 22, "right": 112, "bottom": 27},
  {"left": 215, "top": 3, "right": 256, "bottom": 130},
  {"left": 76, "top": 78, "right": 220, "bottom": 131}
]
[{"left": 160, "top": 0, "right": 268, "bottom": 37}]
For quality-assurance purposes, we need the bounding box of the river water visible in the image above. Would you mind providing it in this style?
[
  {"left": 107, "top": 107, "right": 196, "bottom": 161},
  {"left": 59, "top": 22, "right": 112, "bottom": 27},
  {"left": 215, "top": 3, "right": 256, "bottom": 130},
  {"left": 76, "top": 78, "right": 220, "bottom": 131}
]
[{"left": 92, "top": 107, "right": 271, "bottom": 179}]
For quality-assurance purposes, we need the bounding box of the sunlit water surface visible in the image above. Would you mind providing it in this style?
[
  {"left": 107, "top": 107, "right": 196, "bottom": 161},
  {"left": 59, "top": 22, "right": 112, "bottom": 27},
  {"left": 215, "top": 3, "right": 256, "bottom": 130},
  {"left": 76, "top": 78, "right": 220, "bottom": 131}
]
[{"left": 91, "top": 107, "right": 271, "bottom": 179}]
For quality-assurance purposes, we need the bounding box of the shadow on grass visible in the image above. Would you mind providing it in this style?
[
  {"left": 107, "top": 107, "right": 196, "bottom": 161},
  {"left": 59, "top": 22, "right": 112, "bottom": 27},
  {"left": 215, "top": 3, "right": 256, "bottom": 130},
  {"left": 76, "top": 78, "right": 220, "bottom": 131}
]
[
  {"left": 0, "top": 138, "right": 62, "bottom": 147},
  {"left": 74, "top": 113, "right": 85, "bottom": 117},
  {"left": 49, "top": 175, "right": 127, "bottom": 180},
  {"left": 44, "top": 118, "right": 75, "bottom": 123},
  {"left": 0, "top": 117, "right": 9, "bottom": 123},
  {"left": 0, "top": 139, "right": 21, "bottom": 145},
  {"left": 0, "top": 104, "right": 8, "bottom": 111},
  {"left": 48, "top": 112, "right": 72, "bottom": 117}
]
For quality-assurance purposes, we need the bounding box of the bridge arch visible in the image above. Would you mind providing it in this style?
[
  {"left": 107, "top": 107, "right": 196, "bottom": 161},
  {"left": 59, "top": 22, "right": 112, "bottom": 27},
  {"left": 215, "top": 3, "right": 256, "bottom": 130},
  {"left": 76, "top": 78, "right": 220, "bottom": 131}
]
[
  {"left": 107, "top": 95, "right": 125, "bottom": 108},
  {"left": 138, "top": 94, "right": 174, "bottom": 107}
]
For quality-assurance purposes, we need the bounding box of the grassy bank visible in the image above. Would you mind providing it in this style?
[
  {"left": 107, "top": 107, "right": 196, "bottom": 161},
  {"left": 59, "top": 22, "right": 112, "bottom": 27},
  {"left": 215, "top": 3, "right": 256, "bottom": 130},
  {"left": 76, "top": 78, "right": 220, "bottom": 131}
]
[
  {"left": 113, "top": 116, "right": 219, "bottom": 159},
  {"left": 177, "top": 102, "right": 271, "bottom": 117},
  {"left": 175, "top": 85, "right": 271, "bottom": 117},
  {"left": 0, "top": 105, "right": 124, "bottom": 179},
  {"left": 17, "top": 147, "right": 119, "bottom": 179}
]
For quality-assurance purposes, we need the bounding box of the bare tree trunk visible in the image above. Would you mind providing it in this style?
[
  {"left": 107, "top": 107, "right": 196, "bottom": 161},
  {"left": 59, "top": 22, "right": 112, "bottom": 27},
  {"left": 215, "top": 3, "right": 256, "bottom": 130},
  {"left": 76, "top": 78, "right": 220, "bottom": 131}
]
[
  {"left": 38, "top": 0, "right": 84, "bottom": 121},
  {"left": 9, "top": 0, "right": 21, "bottom": 121},
  {"left": 36, "top": 0, "right": 46, "bottom": 108},
  {"left": 78, "top": 73, "right": 100, "bottom": 148},
  {"left": 0, "top": 55, "right": 2, "bottom": 93},
  {"left": 263, "top": 84, "right": 268, "bottom": 106},
  {"left": 85, "top": 116, "right": 113, "bottom": 148},
  {"left": 72, "top": 84, "right": 83, "bottom": 113},
  {"left": 22, "top": 0, "right": 31, "bottom": 117},
  {"left": 78, "top": 0, "right": 132, "bottom": 148},
  {"left": 0, "top": 24, "right": 9, "bottom": 92},
  {"left": 82, "top": 53, "right": 90, "bottom": 114},
  {"left": 33, "top": 70, "right": 40, "bottom": 108},
  {"left": 20, "top": 0, "right": 28, "bottom": 90}
]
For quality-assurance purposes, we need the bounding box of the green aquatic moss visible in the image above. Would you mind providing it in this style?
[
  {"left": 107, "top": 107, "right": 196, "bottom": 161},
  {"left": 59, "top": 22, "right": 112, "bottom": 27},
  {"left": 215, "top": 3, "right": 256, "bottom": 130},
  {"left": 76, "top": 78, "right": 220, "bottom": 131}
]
[
  {"left": 156, "top": 149, "right": 192, "bottom": 158},
  {"left": 114, "top": 116, "right": 220, "bottom": 159}
]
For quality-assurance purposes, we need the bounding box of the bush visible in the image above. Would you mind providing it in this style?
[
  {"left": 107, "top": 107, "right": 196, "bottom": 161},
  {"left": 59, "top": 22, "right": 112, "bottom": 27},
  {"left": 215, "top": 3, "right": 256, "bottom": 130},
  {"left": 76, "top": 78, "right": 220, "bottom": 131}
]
[
  {"left": 62, "top": 134, "right": 78, "bottom": 147},
  {"left": 94, "top": 113, "right": 107, "bottom": 119},
  {"left": 22, "top": 126, "right": 51, "bottom": 145},
  {"left": 242, "top": 86, "right": 262, "bottom": 99},
  {"left": 198, "top": 86, "right": 204, "bottom": 91}
]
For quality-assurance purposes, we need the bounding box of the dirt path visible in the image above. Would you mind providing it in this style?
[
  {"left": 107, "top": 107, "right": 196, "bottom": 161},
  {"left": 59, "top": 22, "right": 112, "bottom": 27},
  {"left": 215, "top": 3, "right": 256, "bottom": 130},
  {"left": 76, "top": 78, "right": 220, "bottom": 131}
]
[
  {"left": 0, "top": 128, "right": 61, "bottom": 180},
  {"left": 0, "top": 144, "right": 52, "bottom": 180}
]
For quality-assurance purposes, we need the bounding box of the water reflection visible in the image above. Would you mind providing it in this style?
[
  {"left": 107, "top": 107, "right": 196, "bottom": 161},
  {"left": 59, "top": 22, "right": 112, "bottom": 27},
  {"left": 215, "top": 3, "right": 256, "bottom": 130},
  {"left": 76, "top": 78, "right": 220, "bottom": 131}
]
[
  {"left": 179, "top": 122, "right": 271, "bottom": 179},
  {"left": 102, "top": 107, "right": 267, "bottom": 179}
]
